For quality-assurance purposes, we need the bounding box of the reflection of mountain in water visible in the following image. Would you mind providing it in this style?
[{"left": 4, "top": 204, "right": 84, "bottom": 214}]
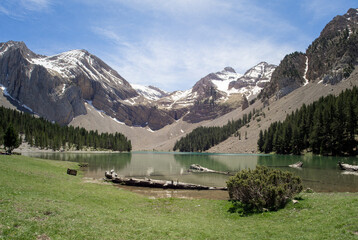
[
  {"left": 174, "top": 154, "right": 258, "bottom": 172},
  {"left": 23, "top": 152, "right": 358, "bottom": 191},
  {"left": 116, "top": 153, "right": 181, "bottom": 178}
]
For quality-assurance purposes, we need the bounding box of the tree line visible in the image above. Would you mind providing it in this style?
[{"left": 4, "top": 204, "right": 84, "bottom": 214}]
[
  {"left": 258, "top": 87, "right": 358, "bottom": 156},
  {"left": 0, "top": 106, "right": 131, "bottom": 152},
  {"left": 173, "top": 108, "right": 263, "bottom": 152}
]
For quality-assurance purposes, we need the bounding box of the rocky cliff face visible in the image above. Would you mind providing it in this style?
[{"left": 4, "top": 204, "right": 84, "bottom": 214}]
[
  {"left": 260, "top": 8, "right": 358, "bottom": 100},
  {"left": 0, "top": 41, "right": 86, "bottom": 124},
  {"left": 306, "top": 8, "right": 358, "bottom": 84},
  {"left": 260, "top": 52, "right": 307, "bottom": 100}
]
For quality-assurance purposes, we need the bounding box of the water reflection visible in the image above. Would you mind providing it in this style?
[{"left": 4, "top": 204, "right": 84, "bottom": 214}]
[
  {"left": 23, "top": 152, "right": 132, "bottom": 177},
  {"left": 257, "top": 154, "right": 358, "bottom": 192},
  {"left": 174, "top": 153, "right": 258, "bottom": 172},
  {"left": 23, "top": 152, "right": 358, "bottom": 192}
]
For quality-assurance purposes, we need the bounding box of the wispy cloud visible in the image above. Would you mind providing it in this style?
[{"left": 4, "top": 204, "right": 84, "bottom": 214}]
[
  {"left": 301, "top": 0, "right": 352, "bottom": 20},
  {"left": 0, "top": 5, "right": 10, "bottom": 16},
  {"left": 94, "top": 27, "right": 294, "bottom": 91},
  {"left": 0, "top": 0, "right": 52, "bottom": 18},
  {"left": 20, "top": 0, "right": 51, "bottom": 11},
  {"left": 109, "top": 0, "right": 231, "bottom": 17},
  {"left": 90, "top": 0, "right": 301, "bottom": 91}
]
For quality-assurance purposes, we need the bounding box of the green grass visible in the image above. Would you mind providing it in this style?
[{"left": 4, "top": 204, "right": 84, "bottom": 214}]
[{"left": 0, "top": 155, "right": 358, "bottom": 240}]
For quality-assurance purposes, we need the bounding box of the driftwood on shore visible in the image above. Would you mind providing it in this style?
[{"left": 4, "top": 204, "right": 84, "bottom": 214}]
[
  {"left": 105, "top": 170, "right": 117, "bottom": 179},
  {"left": 105, "top": 171, "right": 227, "bottom": 190},
  {"left": 188, "top": 164, "right": 230, "bottom": 175},
  {"left": 338, "top": 162, "right": 358, "bottom": 171},
  {"left": 289, "top": 161, "right": 303, "bottom": 169}
]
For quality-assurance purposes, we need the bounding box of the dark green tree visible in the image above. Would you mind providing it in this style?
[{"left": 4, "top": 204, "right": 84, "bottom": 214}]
[{"left": 4, "top": 125, "right": 20, "bottom": 153}]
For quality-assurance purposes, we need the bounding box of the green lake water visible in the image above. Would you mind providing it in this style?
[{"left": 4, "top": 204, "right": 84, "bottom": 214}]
[{"left": 23, "top": 152, "right": 358, "bottom": 193}]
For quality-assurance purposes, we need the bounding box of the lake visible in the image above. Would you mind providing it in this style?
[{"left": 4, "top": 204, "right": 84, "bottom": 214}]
[{"left": 23, "top": 152, "right": 358, "bottom": 195}]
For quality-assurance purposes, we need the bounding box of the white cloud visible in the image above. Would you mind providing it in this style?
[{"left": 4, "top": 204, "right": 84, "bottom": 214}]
[
  {"left": 89, "top": 0, "right": 302, "bottom": 91},
  {"left": 95, "top": 28, "right": 294, "bottom": 92}
]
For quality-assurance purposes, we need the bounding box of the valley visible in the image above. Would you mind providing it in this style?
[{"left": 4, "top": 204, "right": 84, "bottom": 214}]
[{"left": 0, "top": 8, "right": 358, "bottom": 154}]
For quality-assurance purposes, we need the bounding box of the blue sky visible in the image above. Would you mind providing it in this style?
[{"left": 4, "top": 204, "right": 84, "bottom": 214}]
[{"left": 0, "top": 0, "right": 356, "bottom": 91}]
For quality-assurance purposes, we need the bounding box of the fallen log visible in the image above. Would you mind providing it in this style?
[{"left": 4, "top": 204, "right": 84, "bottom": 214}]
[
  {"left": 289, "top": 161, "right": 303, "bottom": 169},
  {"left": 105, "top": 170, "right": 118, "bottom": 179},
  {"left": 188, "top": 164, "right": 230, "bottom": 175},
  {"left": 105, "top": 172, "right": 227, "bottom": 190},
  {"left": 338, "top": 162, "right": 358, "bottom": 171}
]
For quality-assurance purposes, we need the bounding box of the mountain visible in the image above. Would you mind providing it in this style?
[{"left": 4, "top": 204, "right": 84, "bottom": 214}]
[
  {"left": 1, "top": 9, "right": 357, "bottom": 152},
  {"left": 207, "top": 8, "right": 358, "bottom": 154},
  {"left": 260, "top": 8, "right": 358, "bottom": 100},
  {"left": 0, "top": 41, "right": 179, "bottom": 130},
  {"left": 229, "top": 62, "right": 276, "bottom": 98},
  {"left": 0, "top": 41, "right": 86, "bottom": 124},
  {"left": 132, "top": 84, "right": 169, "bottom": 101},
  {"left": 156, "top": 63, "right": 276, "bottom": 123},
  {"left": 0, "top": 41, "right": 275, "bottom": 130}
]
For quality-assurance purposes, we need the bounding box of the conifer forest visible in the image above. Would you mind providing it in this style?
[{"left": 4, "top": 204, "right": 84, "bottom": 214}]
[
  {"left": 0, "top": 106, "right": 131, "bottom": 152},
  {"left": 258, "top": 87, "right": 358, "bottom": 156}
]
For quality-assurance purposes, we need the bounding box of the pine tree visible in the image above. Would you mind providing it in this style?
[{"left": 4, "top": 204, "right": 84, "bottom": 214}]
[
  {"left": 4, "top": 125, "right": 20, "bottom": 153},
  {"left": 257, "top": 130, "right": 264, "bottom": 152}
]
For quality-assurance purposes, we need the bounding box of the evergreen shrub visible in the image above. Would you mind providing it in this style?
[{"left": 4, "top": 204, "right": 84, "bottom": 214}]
[{"left": 227, "top": 166, "right": 302, "bottom": 214}]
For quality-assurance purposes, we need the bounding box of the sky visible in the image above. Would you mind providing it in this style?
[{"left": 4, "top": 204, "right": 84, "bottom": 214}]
[{"left": 0, "top": 0, "right": 356, "bottom": 92}]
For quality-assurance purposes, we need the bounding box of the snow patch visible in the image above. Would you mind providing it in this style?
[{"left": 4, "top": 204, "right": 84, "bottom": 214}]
[
  {"left": 147, "top": 128, "right": 155, "bottom": 133},
  {"left": 0, "top": 84, "right": 36, "bottom": 114},
  {"left": 110, "top": 116, "right": 125, "bottom": 125},
  {"left": 61, "top": 84, "right": 66, "bottom": 94},
  {"left": 132, "top": 84, "right": 167, "bottom": 101},
  {"left": 85, "top": 100, "right": 105, "bottom": 118},
  {"left": 0, "top": 84, "right": 14, "bottom": 100},
  {"left": 124, "top": 96, "right": 140, "bottom": 105},
  {"left": 170, "top": 89, "right": 191, "bottom": 102},
  {"left": 22, "top": 104, "right": 34, "bottom": 112},
  {"left": 303, "top": 56, "right": 309, "bottom": 86}
]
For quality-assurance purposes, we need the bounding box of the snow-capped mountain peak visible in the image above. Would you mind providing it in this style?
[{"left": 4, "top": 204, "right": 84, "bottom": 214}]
[
  {"left": 30, "top": 49, "right": 127, "bottom": 87},
  {"left": 131, "top": 84, "right": 168, "bottom": 101},
  {"left": 243, "top": 62, "right": 273, "bottom": 79}
]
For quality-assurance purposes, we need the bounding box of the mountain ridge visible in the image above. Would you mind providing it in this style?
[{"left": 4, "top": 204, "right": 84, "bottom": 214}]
[{"left": 0, "top": 40, "right": 276, "bottom": 130}]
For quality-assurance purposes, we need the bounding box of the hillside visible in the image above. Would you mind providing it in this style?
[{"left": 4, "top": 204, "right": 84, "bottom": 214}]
[{"left": 207, "top": 68, "right": 358, "bottom": 153}]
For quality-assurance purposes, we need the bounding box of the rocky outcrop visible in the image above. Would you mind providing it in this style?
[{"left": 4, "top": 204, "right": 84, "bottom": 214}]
[
  {"left": 259, "top": 8, "right": 358, "bottom": 100},
  {"left": 260, "top": 52, "right": 306, "bottom": 100},
  {"left": 0, "top": 41, "right": 86, "bottom": 124},
  {"left": 306, "top": 8, "right": 358, "bottom": 84},
  {"left": 229, "top": 62, "right": 276, "bottom": 92}
]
